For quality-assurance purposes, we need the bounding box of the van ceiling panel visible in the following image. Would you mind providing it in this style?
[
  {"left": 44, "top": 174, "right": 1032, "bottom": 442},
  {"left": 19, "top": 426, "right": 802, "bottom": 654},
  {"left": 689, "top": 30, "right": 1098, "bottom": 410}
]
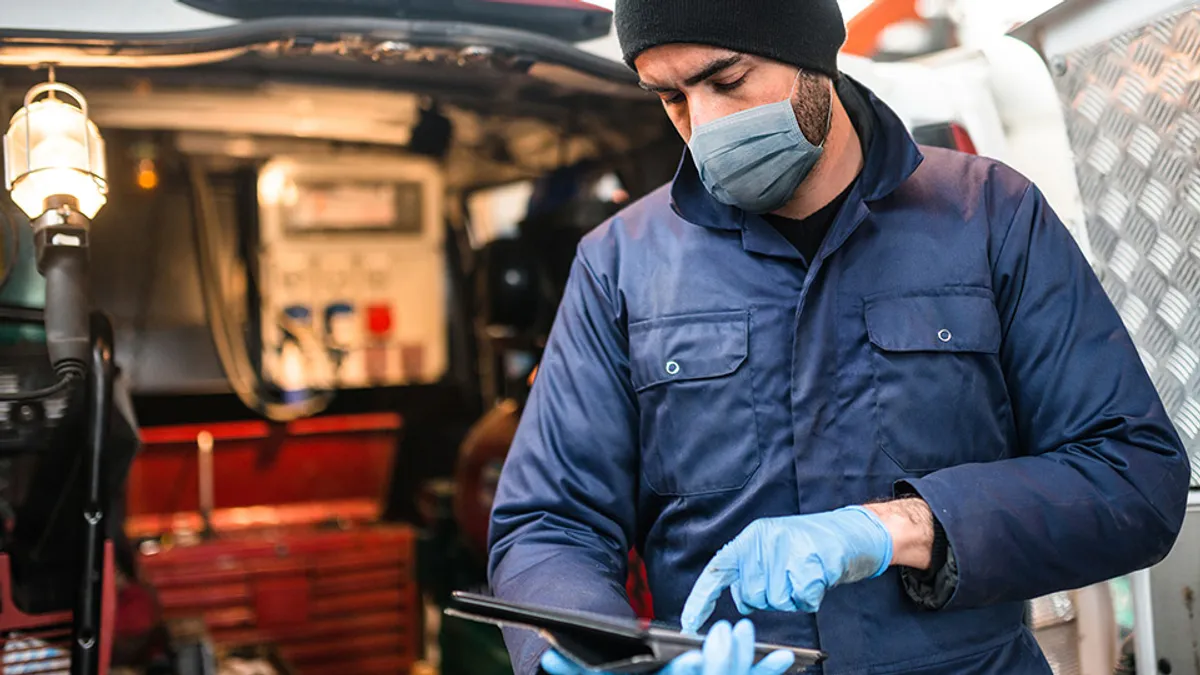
[
  {"left": 86, "top": 84, "right": 422, "bottom": 147},
  {"left": 48, "top": 77, "right": 661, "bottom": 190}
]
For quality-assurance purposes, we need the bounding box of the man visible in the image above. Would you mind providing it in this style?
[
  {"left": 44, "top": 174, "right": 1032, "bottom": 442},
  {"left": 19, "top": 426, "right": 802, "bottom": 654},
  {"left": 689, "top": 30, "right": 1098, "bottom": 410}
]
[{"left": 488, "top": 0, "right": 1192, "bottom": 673}]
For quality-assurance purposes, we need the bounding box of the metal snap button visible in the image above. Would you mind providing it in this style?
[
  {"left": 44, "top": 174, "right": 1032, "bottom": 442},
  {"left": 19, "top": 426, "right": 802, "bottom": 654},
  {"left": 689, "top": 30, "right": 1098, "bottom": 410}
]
[
  {"left": 937, "top": 329, "right": 953, "bottom": 343},
  {"left": 665, "top": 360, "right": 680, "bottom": 375}
]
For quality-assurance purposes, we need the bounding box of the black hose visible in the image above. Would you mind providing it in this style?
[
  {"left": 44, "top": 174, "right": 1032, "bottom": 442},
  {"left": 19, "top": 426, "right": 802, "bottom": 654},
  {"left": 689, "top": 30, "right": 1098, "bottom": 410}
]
[{"left": 71, "top": 311, "right": 114, "bottom": 675}]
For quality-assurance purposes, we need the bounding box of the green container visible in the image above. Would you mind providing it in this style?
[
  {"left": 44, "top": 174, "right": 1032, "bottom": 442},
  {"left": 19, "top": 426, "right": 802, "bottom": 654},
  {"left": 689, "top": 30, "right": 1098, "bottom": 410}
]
[
  {"left": 440, "top": 613, "right": 514, "bottom": 675},
  {"left": 0, "top": 206, "right": 46, "bottom": 346}
]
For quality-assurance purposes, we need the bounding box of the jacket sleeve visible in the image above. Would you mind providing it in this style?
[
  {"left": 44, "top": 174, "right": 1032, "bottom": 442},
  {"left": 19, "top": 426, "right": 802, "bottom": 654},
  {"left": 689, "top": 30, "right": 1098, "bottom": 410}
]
[
  {"left": 903, "top": 182, "right": 1192, "bottom": 609},
  {"left": 487, "top": 247, "right": 639, "bottom": 675}
]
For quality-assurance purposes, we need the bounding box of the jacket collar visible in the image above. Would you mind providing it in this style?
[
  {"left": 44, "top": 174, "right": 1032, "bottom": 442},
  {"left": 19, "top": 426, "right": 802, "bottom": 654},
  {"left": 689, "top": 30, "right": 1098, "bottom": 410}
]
[{"left": 668, "top": 76, "right": 924, "bottom": 258}]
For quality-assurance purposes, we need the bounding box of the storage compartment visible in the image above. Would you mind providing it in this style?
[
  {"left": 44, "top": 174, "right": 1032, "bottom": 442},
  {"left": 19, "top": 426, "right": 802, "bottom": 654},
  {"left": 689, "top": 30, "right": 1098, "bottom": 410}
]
[{"left": 128, "top": 414, "right": 418, "bottom": 675}]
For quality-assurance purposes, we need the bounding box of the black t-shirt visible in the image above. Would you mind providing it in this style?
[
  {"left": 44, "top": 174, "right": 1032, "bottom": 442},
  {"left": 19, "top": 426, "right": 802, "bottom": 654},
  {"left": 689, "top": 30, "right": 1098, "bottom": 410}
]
[
  {"left": 765, "top": 78, "right": 875, "bottom": 266},
  {"left": 762, "top": 180, "right": 855, "bottom": 267}
]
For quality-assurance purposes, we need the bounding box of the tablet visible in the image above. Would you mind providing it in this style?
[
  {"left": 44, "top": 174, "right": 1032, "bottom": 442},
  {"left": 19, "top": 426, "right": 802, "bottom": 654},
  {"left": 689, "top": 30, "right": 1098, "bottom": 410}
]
[{"left": 445, "top": 591, "right": 826, "bottom": 674}]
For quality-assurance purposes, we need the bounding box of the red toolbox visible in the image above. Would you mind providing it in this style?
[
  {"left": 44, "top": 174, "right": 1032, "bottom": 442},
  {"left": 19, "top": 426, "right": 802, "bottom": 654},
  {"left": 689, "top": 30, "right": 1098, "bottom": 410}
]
[{"left": 126, "top": 413, "right": 419, "bottom": 675}]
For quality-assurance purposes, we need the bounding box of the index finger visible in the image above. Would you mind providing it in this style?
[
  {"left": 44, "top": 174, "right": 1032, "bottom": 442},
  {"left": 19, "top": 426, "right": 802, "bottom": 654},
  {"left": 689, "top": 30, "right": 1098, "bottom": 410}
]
[{"left": 681, "top": 548, "right": 741, "bottom": 634}]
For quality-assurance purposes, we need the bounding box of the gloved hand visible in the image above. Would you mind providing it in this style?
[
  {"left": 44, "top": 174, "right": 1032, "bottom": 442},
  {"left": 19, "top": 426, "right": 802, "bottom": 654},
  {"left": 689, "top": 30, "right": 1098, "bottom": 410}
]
[
  {"left": 539, "top": 619, "right": 795, "bottom": 675},
  {"left": 681, "top": 506, "right": 893, "bottom": 633}
]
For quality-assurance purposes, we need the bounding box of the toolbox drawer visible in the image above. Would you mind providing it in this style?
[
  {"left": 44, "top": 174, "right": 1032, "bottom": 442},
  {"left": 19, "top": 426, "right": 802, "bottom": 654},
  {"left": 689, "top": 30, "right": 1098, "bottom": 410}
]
[
  {"left": 140, "top": 526, "right": 419, "bottom": 675},
  {"left": 130, "top": 414, "right": 417, "bottom": 674}
]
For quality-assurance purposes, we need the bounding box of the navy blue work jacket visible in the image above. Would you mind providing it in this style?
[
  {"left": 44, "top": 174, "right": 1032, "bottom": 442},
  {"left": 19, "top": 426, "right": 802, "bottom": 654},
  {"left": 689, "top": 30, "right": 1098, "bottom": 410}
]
[{"left": 488, "top": 79, "right": 1190, "bottom": 675}]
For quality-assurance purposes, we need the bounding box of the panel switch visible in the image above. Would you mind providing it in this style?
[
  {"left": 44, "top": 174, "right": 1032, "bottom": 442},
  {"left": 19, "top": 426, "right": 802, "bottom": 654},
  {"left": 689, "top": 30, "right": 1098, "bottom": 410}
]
[{"left": 366, "top": 304, "right": 393, "bottom": 337}]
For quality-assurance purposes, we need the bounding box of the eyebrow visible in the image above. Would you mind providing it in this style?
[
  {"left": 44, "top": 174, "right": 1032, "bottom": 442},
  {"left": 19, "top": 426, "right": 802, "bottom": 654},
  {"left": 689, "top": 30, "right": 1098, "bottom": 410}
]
[{"left": 638, "top": 54, "right": 744, "bottom": 94}]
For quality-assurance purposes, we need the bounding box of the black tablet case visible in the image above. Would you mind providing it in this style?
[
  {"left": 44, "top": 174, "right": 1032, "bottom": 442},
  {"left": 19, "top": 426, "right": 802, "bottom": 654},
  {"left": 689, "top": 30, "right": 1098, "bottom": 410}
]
[{"left": 445, "top": 591, "right": 826, "bottom": 674}]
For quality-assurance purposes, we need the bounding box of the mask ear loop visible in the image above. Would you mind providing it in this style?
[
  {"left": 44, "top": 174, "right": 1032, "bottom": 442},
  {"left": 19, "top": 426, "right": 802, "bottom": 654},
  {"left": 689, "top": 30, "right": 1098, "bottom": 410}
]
[
  {"left": 822, "top": 77, "right": 835, "bottom": 140},
  {"left": 787, "top": 69, "right": 803, "bottom": 100}
]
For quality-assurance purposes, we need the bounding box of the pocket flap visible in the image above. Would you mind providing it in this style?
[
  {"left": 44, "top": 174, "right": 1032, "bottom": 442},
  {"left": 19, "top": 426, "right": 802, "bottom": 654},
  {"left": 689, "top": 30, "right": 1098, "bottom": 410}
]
[
  {"left": 629, "top": 311, "right": 749, "bottom": 391},
  {"left": 864, "top": 290, "right": 1001, "bottom": 354}
]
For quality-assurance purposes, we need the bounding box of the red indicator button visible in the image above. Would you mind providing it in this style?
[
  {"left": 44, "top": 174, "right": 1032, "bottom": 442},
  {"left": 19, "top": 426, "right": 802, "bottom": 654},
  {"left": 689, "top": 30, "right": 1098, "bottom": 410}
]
[{"left": 366, "top": 304, "right": 393, "bottom": 336}]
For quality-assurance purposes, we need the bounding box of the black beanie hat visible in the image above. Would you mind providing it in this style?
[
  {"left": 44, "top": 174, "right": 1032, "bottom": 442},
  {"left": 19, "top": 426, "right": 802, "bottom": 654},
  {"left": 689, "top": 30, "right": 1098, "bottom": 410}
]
[{"left": 614, "top": 0, "right": 846, "bottom": 79}]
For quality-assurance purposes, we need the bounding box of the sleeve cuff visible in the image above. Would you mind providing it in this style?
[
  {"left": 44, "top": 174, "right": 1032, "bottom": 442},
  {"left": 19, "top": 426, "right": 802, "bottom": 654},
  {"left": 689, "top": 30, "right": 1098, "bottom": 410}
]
[
  {"left": 533, "top": 645, "right": 553, "bottom": 675},
  {"left": 901, "top": 539, "right": 959, "bottom": 610},
  {"left": 894, "top": 482, "right": 958, "bottom": 610}
]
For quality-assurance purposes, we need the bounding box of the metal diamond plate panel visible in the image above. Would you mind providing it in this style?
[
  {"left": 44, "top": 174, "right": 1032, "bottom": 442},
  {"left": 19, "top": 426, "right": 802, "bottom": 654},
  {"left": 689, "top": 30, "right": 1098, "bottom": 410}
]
[{"left": 1054, "top": 7, "right": 1200, "bottom": 485}]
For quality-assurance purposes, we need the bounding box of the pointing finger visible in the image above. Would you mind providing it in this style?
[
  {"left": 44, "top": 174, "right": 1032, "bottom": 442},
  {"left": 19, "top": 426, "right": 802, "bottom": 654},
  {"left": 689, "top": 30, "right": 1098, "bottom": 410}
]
[{"left": 681, "top": 548, "right": 741, "bottom": 633}]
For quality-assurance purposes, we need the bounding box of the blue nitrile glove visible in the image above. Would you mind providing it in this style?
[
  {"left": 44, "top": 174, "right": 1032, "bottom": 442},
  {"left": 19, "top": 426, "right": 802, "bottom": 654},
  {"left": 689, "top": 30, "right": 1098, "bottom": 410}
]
[
  {"left": 681, "top": 506, "right": 893, "bottom": 633},
  {"left": 539, "top": 619, "right": 795, "bottom": 675}
]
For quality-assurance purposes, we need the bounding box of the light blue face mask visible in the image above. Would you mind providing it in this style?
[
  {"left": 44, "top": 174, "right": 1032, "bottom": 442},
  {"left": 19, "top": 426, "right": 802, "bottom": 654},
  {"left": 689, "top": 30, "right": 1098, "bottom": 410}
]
[{"left": 688, "top": 73, "right": 832, "bottom": 214}]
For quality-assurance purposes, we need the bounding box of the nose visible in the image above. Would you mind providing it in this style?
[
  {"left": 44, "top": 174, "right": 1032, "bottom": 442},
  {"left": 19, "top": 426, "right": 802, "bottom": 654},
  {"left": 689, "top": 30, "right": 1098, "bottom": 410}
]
[{"left": 688, "top": 97, "right": 725, "bottom": 132}]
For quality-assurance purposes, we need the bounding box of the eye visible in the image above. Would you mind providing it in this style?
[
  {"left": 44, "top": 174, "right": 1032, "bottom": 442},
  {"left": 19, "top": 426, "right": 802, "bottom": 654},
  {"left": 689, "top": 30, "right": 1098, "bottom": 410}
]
[
  {"left": 712, "top": 74, "right": 747, "bottom": 93},
  {"left": 659, "top": 91, "right": 685, "bottom": 105}
]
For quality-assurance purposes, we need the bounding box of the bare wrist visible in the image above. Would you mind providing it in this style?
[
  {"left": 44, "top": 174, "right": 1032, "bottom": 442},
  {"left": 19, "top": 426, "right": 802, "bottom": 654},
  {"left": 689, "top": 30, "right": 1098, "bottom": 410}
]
[{"left": 864, "top": 498, "right": 935, "bottom": 571}]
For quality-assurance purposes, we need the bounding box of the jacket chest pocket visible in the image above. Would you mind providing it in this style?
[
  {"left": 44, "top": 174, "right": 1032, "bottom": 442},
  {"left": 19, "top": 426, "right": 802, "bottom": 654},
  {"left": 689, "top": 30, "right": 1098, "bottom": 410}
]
[
  {"left": 864, "top": 288, "right": 1012, "bottom": 474},
  {"left": 629, "top": 310, "right": 761, "bottom": 496}
]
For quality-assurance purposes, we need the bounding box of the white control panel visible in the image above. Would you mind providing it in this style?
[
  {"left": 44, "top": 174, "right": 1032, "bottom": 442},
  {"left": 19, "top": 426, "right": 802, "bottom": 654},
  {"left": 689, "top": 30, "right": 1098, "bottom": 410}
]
[{"left": 257, "top": 155, "right": 447, "bottom": 390}]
